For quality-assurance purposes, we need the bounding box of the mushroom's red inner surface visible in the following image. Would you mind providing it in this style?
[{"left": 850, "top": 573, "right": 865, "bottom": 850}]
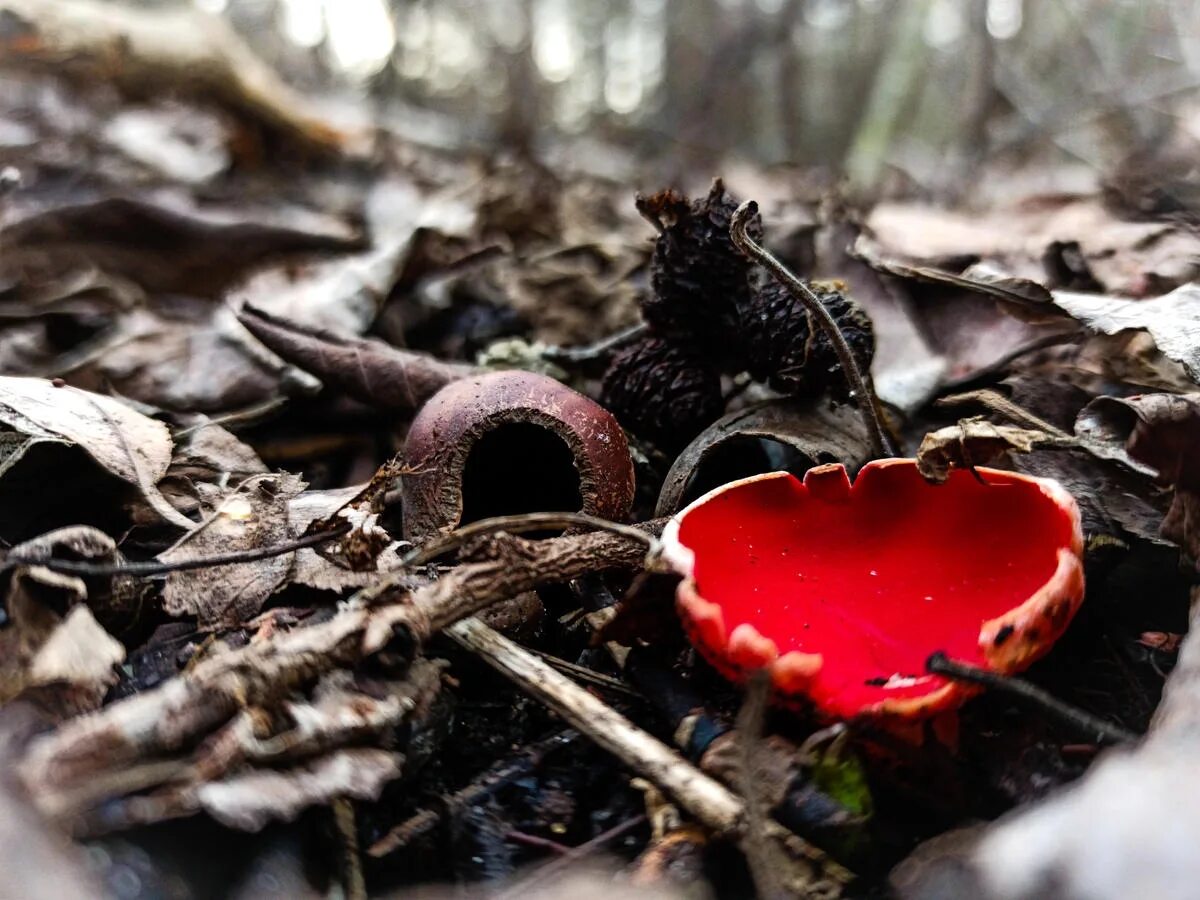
[{"left": 676, "top": 462, "right": 1077, "bottom": 719}]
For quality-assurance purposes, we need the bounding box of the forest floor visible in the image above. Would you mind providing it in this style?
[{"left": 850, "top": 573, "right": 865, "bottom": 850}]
[{"left": 2, "top": 6, "right": 1200, "bottom": 899}]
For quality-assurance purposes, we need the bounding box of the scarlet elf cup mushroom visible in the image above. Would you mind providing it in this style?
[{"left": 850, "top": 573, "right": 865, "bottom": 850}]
[{"left": 661, "top": 460, "right": 1084, "bottom": 721}]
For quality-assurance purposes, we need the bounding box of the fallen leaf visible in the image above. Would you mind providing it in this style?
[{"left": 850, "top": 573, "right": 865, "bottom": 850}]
[
  {"left": 1053, "top": 285, "right": 1200, "bottom": 384},
  {"left": 867, "top": 196, "right": 1200, "bottom": 296},
  {"left": 917, "top": 417, "right": 1073, "bottom": 484},
  {"left": 0, "top": 375, "right": 191, "bottom": 528},
  {"left": 1075, "top": 393, "right": 1200, "bottom": 562},
  {"left": 656, "top": 398, "right": 872, "bottom": 516},
  {"left": 0, "top": 531, "right": 125, "bottom": 707},
  {"left": 287, "top": 483, "right": 408, "bottom": 592},
  {"left": 0, "top": 196, "right": 363, "bottom": 298},
  {"left": 159, "top": 472, "right": 305, "bottom": 625}
]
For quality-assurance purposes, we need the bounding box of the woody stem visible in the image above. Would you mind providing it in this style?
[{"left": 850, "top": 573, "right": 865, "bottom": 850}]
[{"left": 730, "top": 200, "right": 895, "bottom": 458}]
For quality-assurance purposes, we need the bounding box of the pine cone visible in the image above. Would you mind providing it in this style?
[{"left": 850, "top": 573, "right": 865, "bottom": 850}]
[
  {"left": 600, "top": 336, "right": 725, "bottom": 453},
  {"left": 636, "top": 179, "right": 762, "bottom": 360},
  {"left": 737, "top": 280, "right": 874, "bottom": 399}
]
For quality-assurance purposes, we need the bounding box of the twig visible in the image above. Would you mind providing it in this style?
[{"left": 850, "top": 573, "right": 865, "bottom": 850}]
[
  {"left": 527, "top": 649, "right": 643, "bottom": 699},
  {"left": 926, "top": 652, "right": 1138, "bottom": 745},
  {"left": 495, "top": 815, "right": 647, "bottom": 899},
  {"left": 446, "top": 616, "right": 746, "bottom": 835},
  {"left": 333, "top": 799, "right": 367, "bottom": 900},
  {"left": 936, "top": 389, "right": 1074, "bottom": 438},
  {"left": 449, "top": 618, "right": 844, "bottom": 893},
  {"left": 729, "top": 201, "right": 896, "bottom": 458},
  {"left": 399, "top": 512, "right": 659, "bottom": 569},
  {"left": 4, "top": 522, "right": 352, "bottom": 578},
  {"left": 541, "top": 322, "right": 649, "bottom": 365},
  {"left": 936, "top": 331, "right": 1082, "bottom": 394},
  {"left": 734, "top": 671, "right": 788, "bottom": 900},
  {"left": 504, "top": 830, "right": 570, "bottom": 855},
  {"left": 20, "top": 528, "right": 651, "bottom": 819}
]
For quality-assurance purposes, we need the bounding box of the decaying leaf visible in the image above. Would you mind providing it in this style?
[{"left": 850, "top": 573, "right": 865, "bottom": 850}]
[
  {"left": 0, "top": 196, "right": 363, "bottom": 298},
  {"left": 287, "top": 484, "right": 408, "bottom": 592},
  {"left": 656, "top": 398, "right": 872, "bottom": 516},
  {"left": 917, "top": 417, "right": 1073, "bottom": 483},
  {"left": 0, "top": 0, "right": 366, "bottom": 156},
  {"left": 0, "top": 376, "right": 191, "bottom": 529},
  {"left": 1076, "top": 393, "right": 1200, "bottom": 560},
  {"left": 159, "top": 472, "right": 305, "bottom": 625},
  {"left": 853, "top": 236, "right": 1057, "bottom": 315},
  {"left": 236, "top": 305, "right": 476, "bottom": 414},
  {"left": 0, "top": 528, "right": 126, "bottom": 707},
  {"left": 1053, "top": 285, "right": 1200, "bottom": 384},
  {"left": 867, "top": 196, "right": 1200, "bottom": 296}
]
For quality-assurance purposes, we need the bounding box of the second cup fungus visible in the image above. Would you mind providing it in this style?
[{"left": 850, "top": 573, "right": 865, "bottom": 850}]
[{"left": 661, "top": 459, "right": 1084, "bottom": 722}]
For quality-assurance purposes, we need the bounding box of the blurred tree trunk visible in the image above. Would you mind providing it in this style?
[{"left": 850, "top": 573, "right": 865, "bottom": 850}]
[
  {"left": 498, "top": 0, "right": 540, "bottom": 156},
  {"left": 777, "top": 0, "right": 804, "bottom": 163}
]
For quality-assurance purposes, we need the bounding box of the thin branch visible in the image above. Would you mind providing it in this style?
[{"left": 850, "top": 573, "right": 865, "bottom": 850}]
[
  {"left": 494, "top": 815, "right": 647, "bottom": 899},
  {"left": 20, "top": 527, "right": 653, "bottom": 819},
  {"left": 730, "top": 200, "right": 896, "bottom": 458},
  {"left": 398, "top": 511, "right": 660, "bottom": 568},
  {"left": 541, "top": 322, "right": 649, "bottom": 365},
  {"left": 3, "top": 522, "right": 352, "bottom": 578},
  {"left": 936, "top": 389, "right": 1073, "bottom": 438},
  {"left": 926, "top": 652, "right": 1139, "bottom": 746},
  {"left": 446, "top": 615, "right": 746, "bottom": 835}
]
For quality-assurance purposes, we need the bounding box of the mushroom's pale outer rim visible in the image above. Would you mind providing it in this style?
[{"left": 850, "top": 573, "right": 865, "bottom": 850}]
[{"left": 662, "top": 460, "right": 1086, "bottom": 720}]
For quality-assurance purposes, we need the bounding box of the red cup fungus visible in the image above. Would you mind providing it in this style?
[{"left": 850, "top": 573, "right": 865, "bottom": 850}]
[{"left": 661, "top": 459, "right": 1084, "bottom": 721}]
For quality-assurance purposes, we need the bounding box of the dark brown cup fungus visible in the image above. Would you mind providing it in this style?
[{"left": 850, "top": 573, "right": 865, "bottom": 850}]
[
  {"left": 662, "top": 460, "right": 1085, "bottom": 723},
  {"left": 401, "top": 370, "right": 636, "bottom": 543}
]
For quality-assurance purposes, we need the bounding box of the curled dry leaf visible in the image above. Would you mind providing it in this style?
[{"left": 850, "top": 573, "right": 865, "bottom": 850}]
[
  {"left": 0, "top": 0, "right": 365, "bottom": 156},
  {"left": 86, "top": 661, "right": 446, "bottom": 833},
  {"left": 0, "top": 375, "right": 191, "bottom": 529},
  {"left": 0, "top": 529, "right": 126, "bottom": 708},
  {"left": 916, "top": 417, "right": 1075, "bottom": 484},
  {"left": 1053, "top": 284, "right": 1200, "bottom": 384},
  {"left": 1076, "top": 393, "right": 1200, "bottom": 560},
  {"left": 287, "top": 483, "right": 408, "bottom": 592},
  {"left": 656, "top": 398, "right": 872, "bottom": 517},
  {"left": 1076, "top": 393, "right": 1200, "bottom": 486},
  {"left": 236, "top": 305, "right": 477, "bottom": 414},
  {"left": 159, "top": 472, "right": 305, "bottom": 626}
]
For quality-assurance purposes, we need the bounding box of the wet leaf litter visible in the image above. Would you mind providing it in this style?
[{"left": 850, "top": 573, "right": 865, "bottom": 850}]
[{"left": 1, "top": 22, "right": 1200, "bottom": 900}]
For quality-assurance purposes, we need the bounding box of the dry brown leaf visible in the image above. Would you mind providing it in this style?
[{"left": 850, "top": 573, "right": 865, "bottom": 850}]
[
  {"left": 159, "top": 472, "right": 305, "bottom": 625},
  {"left": 1076, "top": 393, "right": 1200, "bottom": 561},
  {"left": 867, "top": 197, "right": 1200, "bottom": 296},
  {"left": 916, "top": 417, "right": 1072, "bottom": 484},
  {"left": 1053, "top": 284, "right": 1200, "bottom": 384},
  {"left": 287, "top": 485, "right": 408, "bottom": 592},
  {"left": 0, "top": 536, "right": 125, "bottom": 707},
  {"left": 0, "top": 376, "right": 191, "bottom": 528}
]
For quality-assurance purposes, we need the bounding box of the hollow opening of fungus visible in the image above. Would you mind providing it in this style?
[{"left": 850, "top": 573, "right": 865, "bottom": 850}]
[
  {"left": 680, "top": 437, "right": 836, "bottom": 508},
  {"left": 674, "top": 463, "right": 1079, "bottom": 719},
  {"left": 460, "top": 423, "right": 583, "bottom": 528}
]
